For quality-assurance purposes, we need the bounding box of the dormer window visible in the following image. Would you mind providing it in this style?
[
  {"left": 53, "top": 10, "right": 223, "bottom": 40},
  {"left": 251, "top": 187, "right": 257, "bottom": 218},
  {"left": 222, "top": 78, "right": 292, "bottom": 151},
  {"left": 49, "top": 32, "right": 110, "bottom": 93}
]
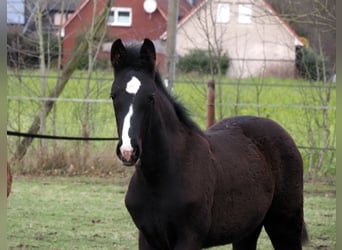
[
  {"left": 54, "top": 13, "right": 73, "bottom": 26},
  {"left": 107, "top": 7, "right": 132, "bottom": 27},
  {"left": 238, "top": 4, "right": 252, "bottom": 24}
]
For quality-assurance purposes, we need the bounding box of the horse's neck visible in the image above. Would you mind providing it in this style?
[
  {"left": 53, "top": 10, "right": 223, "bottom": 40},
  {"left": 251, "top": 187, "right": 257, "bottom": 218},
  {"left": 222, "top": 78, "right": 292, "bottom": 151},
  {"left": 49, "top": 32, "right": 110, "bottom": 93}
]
[
  {"left": 143, "top": 107, "right": 186, "bottom": 160},
  {"left": 138, "top": 98, "right": 188, "bottom": 178}
]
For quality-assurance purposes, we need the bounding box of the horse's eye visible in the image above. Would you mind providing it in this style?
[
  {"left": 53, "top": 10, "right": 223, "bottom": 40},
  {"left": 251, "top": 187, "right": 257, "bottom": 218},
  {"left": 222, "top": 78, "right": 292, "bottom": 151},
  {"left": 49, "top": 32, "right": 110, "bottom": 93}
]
[
  {"left": 148, "top": 93, "right": 155, "bottom": 103},
  {"left": 111, "top": 85, "right": 120, "bottom": 100},
  {"left": 110, "top": 91, "right": 118, "bottom": 98},
  {"left": 110, "top": 93, "right": 116, "bottom": 102}
]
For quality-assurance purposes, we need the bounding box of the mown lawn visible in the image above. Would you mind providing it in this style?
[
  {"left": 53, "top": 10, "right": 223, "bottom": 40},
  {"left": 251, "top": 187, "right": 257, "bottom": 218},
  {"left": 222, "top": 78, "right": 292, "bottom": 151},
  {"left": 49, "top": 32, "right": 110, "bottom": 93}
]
[{"left": 7, "top": 176, "right": 336, "bottom": 249}]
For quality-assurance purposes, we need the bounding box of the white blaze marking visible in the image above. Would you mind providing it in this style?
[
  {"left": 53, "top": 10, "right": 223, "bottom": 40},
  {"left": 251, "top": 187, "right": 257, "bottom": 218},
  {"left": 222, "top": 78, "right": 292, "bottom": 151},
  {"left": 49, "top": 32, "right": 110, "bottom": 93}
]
[
  {"left": 120, "top": 76, "right": 141, "bottom": 154},
  {"left": 126, "top": 76, "right": 141, "bottom": 94},
  {"left": 120, "top": 105, "right": 134, "bottom": 153}
]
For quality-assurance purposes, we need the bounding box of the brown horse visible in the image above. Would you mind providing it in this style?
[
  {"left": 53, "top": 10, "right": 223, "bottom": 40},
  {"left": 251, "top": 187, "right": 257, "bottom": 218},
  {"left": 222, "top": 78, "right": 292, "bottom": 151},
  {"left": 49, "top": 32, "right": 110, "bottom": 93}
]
[{"left": 110, "top": 38, "right": 308, "bottom": 250}]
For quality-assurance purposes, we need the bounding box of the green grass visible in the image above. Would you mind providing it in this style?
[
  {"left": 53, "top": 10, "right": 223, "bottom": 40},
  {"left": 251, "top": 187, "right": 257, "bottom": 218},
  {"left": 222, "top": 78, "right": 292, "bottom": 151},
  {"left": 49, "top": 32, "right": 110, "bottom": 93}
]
[
  {"left": 8, "top": 177, "right": 137, "bottom": 250},
  {"left": 7, "top": 70, "right": 336, "bottom": 136},
  {"left": 7, "top": 70, "right": 336, "bottom": 175},
  {"left": 8, "top": 177, "right": 336, "bottom": 249}
]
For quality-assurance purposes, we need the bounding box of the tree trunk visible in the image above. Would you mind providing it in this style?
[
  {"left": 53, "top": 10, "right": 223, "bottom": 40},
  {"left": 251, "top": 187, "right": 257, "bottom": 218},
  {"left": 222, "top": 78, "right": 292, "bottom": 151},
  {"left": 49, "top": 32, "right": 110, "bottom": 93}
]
[
  {"left": 81, "top": 0, "right": 98, "bottom": 169},
  {"left": 36, "top": 3, "right": 48, "bottom": 158}
]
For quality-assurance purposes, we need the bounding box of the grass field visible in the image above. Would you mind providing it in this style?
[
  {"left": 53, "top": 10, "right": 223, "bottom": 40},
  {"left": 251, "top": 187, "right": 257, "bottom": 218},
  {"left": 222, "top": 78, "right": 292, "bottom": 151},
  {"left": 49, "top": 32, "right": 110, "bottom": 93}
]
[
  {"left": 7, "top": 70, "right": 336, "bottom": 175},
  {"left": 7, "top": 176, "right": 336, "bottom": 249}
]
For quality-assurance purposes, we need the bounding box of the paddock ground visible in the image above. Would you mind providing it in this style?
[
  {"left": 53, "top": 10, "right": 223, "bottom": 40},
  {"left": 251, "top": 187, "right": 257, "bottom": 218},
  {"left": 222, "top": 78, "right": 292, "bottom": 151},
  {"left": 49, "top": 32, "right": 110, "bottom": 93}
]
[{"left": 7, "top": 176, "right": 335, "bottom": 249}]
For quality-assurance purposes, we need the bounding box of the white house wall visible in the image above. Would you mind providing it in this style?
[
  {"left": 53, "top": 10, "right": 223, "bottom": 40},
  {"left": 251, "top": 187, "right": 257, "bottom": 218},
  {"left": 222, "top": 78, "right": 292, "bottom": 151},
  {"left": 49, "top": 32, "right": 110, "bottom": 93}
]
[{"left": 176, "top": 0, "right": 299, "bottom": 78}]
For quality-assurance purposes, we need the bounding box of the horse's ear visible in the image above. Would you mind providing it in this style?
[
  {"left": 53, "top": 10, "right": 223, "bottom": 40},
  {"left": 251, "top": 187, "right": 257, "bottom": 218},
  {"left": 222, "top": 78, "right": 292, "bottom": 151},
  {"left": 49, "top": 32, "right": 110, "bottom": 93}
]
[
  {"left": 111, "top": 39, "right": 127, "bottom": 70},
  {"left": 140, "top": 38, "right": 156, "bottom": 71}
]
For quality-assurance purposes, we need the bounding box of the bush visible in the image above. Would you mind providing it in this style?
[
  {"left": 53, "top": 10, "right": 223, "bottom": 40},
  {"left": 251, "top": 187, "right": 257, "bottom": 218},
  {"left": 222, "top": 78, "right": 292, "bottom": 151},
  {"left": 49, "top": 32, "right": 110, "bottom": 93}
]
[
  {"left": 177, "top": 49, "right": 230, "bottom": 75},
  {"left": 295, "top": 46, "right": 331, "bottom": 81}
]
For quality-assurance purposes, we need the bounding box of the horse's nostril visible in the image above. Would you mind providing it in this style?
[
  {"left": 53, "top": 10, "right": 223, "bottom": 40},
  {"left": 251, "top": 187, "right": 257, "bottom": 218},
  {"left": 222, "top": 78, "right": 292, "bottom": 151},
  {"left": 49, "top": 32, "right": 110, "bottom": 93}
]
[
  {"left": 121, "top": 150, "right": 133, "bottom": 161},
  {"left": 116, "top": 140, "right": 140, "bottom": 166}
]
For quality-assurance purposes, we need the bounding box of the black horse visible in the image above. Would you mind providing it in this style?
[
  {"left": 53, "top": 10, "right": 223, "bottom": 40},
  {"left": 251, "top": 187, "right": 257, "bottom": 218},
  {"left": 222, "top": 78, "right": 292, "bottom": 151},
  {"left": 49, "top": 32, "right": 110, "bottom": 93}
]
[{"left": 110, "top": 38, "right": 308, "bottom": 250}]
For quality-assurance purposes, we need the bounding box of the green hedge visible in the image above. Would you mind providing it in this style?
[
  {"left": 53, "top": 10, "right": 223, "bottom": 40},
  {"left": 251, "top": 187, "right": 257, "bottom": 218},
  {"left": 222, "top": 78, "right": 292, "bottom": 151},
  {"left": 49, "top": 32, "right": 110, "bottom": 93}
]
[
  {"left": 295, "top": 46, "right": 331, "bottom": 81},
  {"left": 177, "top": 49, "right": 230, "bottom": 75}
]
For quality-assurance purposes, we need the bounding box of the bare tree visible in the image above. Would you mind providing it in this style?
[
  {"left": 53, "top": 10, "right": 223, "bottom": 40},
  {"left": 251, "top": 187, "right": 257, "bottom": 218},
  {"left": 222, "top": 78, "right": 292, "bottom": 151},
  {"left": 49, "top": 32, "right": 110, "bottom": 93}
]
[
  {"left": 11, "top": 0, "right": 113, "bottom": 163},
  {"left": 52, "top": 0, "right": 65, "bottom": 152},
  {"left": 166, "top": 0, "right": 179, "bottom": 92},
  {"left": 299, "top": 80, "right": 335, "bottom": 175},
  {"left": 177, "top": 0, "right": 231, "bottom": 120},
  {"left": 275, "top": 0, "right": 336, "bottom": 175},
  {"left": 35, "top": 1, "right": 49, "bottom": 160},
  {"left": 177, "top": 0, "right": 304, "bottom": 118},
  {"left": 267, "top": 0, "right": 335, "bottom": 70},
  {"left": 81, "top": 0, "right": 110, "bottom": 168}
]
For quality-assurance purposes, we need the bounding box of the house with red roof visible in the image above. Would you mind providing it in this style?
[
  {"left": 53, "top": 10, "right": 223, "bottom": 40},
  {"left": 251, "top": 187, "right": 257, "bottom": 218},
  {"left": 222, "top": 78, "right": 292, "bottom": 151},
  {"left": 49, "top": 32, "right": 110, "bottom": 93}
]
[
  {"left": 62, "top": 0, "right": 303, "bottom": 77},
  {"left": 62, "top": 0, "right": 194, "bottom": 71}
]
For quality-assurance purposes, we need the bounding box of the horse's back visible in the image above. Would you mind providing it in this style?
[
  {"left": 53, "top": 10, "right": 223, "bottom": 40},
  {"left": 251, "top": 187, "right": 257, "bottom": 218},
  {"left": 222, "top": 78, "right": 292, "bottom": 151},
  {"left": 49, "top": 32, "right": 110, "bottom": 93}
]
[
  {"left": 206, "top": 116, "right": 302, "bottom": 166},
  {"left": 206, "top": 115, "right": 297, "bottom": 145}
]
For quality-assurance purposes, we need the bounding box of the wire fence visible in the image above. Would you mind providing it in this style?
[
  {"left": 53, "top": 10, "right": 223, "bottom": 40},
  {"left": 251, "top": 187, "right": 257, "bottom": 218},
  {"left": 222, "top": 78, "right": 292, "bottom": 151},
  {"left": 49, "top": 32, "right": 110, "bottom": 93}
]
[{"left": 7, "top": 71, "right": 336, "bottom": 174}]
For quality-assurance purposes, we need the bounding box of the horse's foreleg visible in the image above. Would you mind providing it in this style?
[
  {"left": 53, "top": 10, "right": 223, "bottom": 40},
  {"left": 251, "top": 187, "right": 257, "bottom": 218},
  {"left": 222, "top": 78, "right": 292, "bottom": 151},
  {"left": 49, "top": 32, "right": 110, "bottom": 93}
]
[
  {"left": 232, "top": 224, "right": 263, "bottom": 250},
  {"left": 174, "top": 240, "right": 202, "bottom": 250},
  {"left": 139, "top": 230, "right": 202, "bottom": 250},
  {"left": 138, "top": 231, "right": 157, "bottom": 250},
  {"left": 173, "top": 231, "right": 202, "bottom": 250}
]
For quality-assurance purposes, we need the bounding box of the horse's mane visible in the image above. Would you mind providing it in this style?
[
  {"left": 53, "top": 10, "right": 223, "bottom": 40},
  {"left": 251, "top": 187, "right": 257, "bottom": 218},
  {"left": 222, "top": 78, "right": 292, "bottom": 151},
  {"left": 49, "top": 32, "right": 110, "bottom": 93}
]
[
  {"left": 153, "top": 72, "right": 202, "bottom": 132},
  {"left": 121, "top": 41, "right": 202, "bottom": 133}
]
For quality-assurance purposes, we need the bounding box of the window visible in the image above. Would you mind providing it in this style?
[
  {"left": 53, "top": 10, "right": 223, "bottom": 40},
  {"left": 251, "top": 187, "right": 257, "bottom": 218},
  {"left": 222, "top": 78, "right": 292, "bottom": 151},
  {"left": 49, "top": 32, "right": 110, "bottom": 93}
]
[
  {"left": 238, "top": 4, "right": 252, "bottom": 24},
  {"left": 54, "top": 13, "right": 66, "bottom": 26},
  {"left": 216, "top": 3, "right": 230, "bottom": 23},
  {"left": 7, "top": 0, "right": 25, "bottom": 24},
  {"left": 107, "top": 7, "right": 132, "bottom": 26}
]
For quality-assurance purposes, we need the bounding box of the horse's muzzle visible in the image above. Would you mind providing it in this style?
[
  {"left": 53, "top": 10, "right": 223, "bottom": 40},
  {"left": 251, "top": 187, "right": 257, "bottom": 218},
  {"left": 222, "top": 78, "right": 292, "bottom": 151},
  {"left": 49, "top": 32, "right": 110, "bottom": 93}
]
[{"left": 116, "top": 145, "right": 140, "bottom": 167}]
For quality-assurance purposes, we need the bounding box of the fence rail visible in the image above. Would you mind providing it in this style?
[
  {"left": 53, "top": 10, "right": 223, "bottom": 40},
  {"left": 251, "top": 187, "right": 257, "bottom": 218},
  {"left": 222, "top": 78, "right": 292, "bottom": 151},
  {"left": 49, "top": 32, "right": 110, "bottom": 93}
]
[
  {"left": 6, "top": 131, "right": 336, "bottom": 152},
  {"left": 7, "top": 72, "right": 336, "bottom": 173},
  {"left": 7, "top": 73, "right": 337, "bottom": 89},
  {"left": 7, "top": 130, "right": 118, "bottom": 141},
  {"left": 7, "top": 96, "right": 336, "bottom": 110}
]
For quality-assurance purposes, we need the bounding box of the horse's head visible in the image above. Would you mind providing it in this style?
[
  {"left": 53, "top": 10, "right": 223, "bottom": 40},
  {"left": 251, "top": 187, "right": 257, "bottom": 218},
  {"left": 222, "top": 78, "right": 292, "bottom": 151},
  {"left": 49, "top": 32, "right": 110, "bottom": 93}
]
[{"left": 110, "top": 38, "right": 157, "bottom": 166}]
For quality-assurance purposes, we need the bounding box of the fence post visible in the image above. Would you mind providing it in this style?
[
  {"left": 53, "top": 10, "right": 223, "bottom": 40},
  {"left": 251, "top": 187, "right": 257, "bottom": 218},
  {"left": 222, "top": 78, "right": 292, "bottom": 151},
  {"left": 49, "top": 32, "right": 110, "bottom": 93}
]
[{"left": 207, "top": 80, "right": 215, "bottom": 128}]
